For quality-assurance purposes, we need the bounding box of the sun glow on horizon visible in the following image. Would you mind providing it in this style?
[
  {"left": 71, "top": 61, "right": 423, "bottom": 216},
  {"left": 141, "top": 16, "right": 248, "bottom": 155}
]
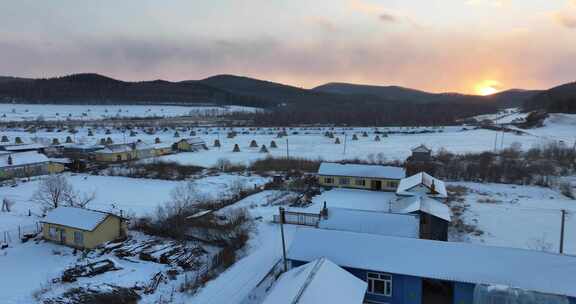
[{"left": 475, "top": 80, "right": 502, "bottom": 96}]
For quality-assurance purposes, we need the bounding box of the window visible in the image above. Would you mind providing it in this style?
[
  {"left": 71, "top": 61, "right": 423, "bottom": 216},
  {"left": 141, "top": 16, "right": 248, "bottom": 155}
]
[
  {"left": 324, "top": 177, "right": 334, "bottom": 184},
  {"left": 355, "top": 179, "right": 366, "bottom": 186},
  {"left": 73, "top": 231, "right": 84, "bottom": 246},
  {"left": 339, "top": 178, "right": 350, "bottom": 185},
  {"left": 49, "top": 227, "right": 57, "bottom": 239},
  {"left": 387, "top": 181, "right": 398, "bottom": 189},
  {"left": 367, "top": 272, "right": 392, "bottom": 297}
]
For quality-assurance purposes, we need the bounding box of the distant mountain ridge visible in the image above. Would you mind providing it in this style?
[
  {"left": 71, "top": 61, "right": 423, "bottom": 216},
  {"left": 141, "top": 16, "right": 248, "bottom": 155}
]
[
  {"left": 0, "top": 73, "right": 565, "bottom": 112},
  {"left": 313, "top": 82, "right": 540, "bottom": 106}
]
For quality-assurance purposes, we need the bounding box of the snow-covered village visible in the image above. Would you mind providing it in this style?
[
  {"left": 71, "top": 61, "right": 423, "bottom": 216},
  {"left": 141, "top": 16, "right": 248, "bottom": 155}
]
[{"left": 1, "top": 1, "right": 576, "bottom": 304}]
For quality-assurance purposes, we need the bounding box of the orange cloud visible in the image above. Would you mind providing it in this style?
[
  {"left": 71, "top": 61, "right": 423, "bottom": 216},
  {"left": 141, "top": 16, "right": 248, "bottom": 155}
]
[{"left": 554, "top": 12, "right": 576, "bottom": 28}]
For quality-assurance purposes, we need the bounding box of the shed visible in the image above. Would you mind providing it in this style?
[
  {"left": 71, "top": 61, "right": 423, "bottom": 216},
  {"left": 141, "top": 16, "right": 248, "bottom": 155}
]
[
  {"left": 41, "top": 207, "right": 126, "bottom": 249},
  {"left": 396, "top": 172, "right": 447, "bottom": 199},
  {"left": 288, "top": 228, "right": 576, "bottom": 304},
  {"left": 262, "top": 257, "right": 367, "bottom": 304},
  {"left": 391, "top": 195, "right": 451, "bottom": 241},
  {"left": 410, "top": 144, "right": 432, "bottom": 162},
  {"left": 317, "top": 162, "right": 405, "bottom": 191}
]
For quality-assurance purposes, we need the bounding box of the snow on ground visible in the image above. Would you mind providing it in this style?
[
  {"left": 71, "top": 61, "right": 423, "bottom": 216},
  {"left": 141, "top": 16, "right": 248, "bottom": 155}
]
[
  {"left": 1, "top": 113, "right": 573, "bottom": 168},
  {"left": 471, "top": 108, "right": 528, "bottom": 124},
  {"left": 521, "top": 113, "right": 576, "bottom": 144},
  {"left": 0, "top": 104, "right": 260, "bottom": 122},
  {"left": 450, "top": 182, "right": 576, "bottom": 255},
  {"left": 0, "top": 173, "right": 269, "bottom": 233}
]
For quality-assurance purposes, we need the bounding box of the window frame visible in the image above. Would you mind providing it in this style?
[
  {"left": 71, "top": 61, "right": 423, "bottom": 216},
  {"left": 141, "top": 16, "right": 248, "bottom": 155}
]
[
  {"left": 73, "top": 231, "right": 84, "bottom": 246},
  {"left": 324, "top": 177, "right": 334, "bottom": 184},
  {"left": 339, "top": 177, "right": 350, "bottom": 185},
  {"left": 354, "top": 179, "right": 366, "bottom": 186},
  {"left": 49, "top": 227, "right": 57, "bottom": 239},
  {"left": 367, "top": 272, "right": 393, "bottom": 297}
]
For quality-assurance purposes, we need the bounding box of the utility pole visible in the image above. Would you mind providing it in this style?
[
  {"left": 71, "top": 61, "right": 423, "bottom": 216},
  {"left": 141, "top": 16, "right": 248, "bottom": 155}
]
[
  {"left": 500, "top": 125, "right": 505, "bottom": 150},
  {"left": 560, "top": 209, "right": 566, "bottom": 254},
  {"left": 493, "top": 131, "right": 499, "bottom": 152},
  {"left": 286, "top": 138, "right": 290, "bottom": 159},
  {"left": 279, "top": 207, "right": 288, "bottom": 272}
]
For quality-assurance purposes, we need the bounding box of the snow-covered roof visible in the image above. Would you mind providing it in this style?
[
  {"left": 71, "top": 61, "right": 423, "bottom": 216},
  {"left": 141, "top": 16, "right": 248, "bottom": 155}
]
[
  {"left": 0, "top": 151, "right": 49, "bottom": 168},
  {"left": 3, "top": 143, "right": 46, "bottom": 151},
  {"left": 396, "top": 172, "right": 447, "bottom": 198},
  {"left": 411, "top": 144, "right": 431, "bottom": 153},
  {"left": 48, "top": 157, "right": 72, "bottom": 164},
  {"left": 41, "top": 207, "right": 112, "bottom": 231},
  {"left": 288, "top": 229, "right": 576, "bottom": 298},
  {"left": 262, "top": 258, "right": 367, "bottom": 304},
  {"left": 318, "top": 207, "right": 419, "bottom": 238},
  {"left": 392, "top": 196, "right": 451, "bottom": 222},
  {"left": 151, "top": 142, "right": 173, "bottom": 149},
  {"left": 318, "top": 162, "right": 405, "bottom": 180},
  {"left": 95, "top": 144, "right": 133, "bottom": 154}
]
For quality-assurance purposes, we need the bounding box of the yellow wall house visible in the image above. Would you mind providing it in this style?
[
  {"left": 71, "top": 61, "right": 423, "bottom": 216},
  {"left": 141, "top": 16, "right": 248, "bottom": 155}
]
[
  {"left": 317, "top": 162, "right": 406, "bottom": 191},
  {"left": 0, "top": 151, "right": 64, "bottom": 180},
  {"left": 41, "top": 207, "right": 127, "bottom": 249},
  {"left": 93, "top": 144, "right": 136, "bottom": 162}
]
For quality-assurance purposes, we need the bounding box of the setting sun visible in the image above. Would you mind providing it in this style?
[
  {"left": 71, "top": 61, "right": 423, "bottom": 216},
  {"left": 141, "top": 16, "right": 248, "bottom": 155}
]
[{"left": 475, "top": 80, "right": 502, "bottom": 96}]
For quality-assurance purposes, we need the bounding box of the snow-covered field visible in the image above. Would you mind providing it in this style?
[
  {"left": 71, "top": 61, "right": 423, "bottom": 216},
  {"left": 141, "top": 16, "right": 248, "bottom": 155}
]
[
  {"left": 0, "top": 104, "right": 259, "bottom": 121},
  {"left": 450, "top": 182, "right": 576, "bottom": 255},
  {"left": 1, "top": 113, "right": 573, "bottom": 168}
]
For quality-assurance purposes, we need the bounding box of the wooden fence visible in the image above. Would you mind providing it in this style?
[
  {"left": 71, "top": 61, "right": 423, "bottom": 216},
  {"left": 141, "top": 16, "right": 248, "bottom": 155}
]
[
  {"left": 1, "top": 222, "right": 42, "bottom": 245},
  {"left": 272, "top": 210, "right": 320, "bottom": 227}
]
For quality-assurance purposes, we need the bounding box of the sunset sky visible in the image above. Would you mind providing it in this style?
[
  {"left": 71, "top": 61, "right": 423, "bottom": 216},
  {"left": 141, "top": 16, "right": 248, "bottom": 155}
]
[{"left": 1, "top": 0, "right": 575, "bottom": 94}]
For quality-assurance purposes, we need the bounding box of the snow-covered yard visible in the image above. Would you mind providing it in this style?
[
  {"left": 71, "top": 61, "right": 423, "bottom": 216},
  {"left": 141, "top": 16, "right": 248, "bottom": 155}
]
[
  {"left": 0, "top": 173, "right": 270, "bottom": 233},
  {"left": 448, "top": 182, "right": 576, "bottom": 255}
]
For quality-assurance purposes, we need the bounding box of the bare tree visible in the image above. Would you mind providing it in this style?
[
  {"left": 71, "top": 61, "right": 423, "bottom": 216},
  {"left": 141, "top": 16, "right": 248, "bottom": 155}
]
[
  {"left": 32, "top": 175, "right": 73, "bottom": 211},
  {"left": 31, "top": 175, "right": 97, "bottom": 211}
]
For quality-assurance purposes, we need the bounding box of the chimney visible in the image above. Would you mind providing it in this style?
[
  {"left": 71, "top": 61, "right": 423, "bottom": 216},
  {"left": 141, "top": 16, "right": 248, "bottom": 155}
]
[{"left": 7, "top": 155, "right": 12, "bottom": 165}]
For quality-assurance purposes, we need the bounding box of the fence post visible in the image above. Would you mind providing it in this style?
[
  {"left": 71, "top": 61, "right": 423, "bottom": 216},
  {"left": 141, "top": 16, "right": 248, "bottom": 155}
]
[{"left": 18, "top": 225, "right": 21, "bottom": 239}]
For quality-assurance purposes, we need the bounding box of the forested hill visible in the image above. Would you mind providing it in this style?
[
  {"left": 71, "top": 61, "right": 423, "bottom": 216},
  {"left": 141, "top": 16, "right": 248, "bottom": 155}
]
[
  {"left": 524, "top": 82, "right": 576, "bottom": 114},
  {"left": 0, "top": 73, "right": 269, "bottom": 107}
]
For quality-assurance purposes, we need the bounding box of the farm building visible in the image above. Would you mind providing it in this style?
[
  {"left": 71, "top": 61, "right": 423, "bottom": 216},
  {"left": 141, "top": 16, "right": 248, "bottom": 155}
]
[
  {"left": 390, "top": 195, "right": 451, "bottom": 241},
  {"left": 262, "top": 257, "right": 367, "bottom": 304},
  {"left": 393, "top": 172, "right": 450, "bottom": 240},
  {"left": 0, "top": 151, "right": 64, "bottom": 180},
  {"left": 318, "top": 207, "right": 420, "bottom": 238},
  {"left": 151, "top": 142, "right": 174, "bottom": 156},
  {"left": 410, "top": 144, "right": 432, "bottom": 162},
  {"left": 0, "top": 143, "right": 47, "bottom": 153},
  {"left": 41, "top": 207, "right": 127, "bottom": 249},
  {"left": 317, "top": 162, "right": 405, "bottom": 191},
  {"left": 94, "top": 144, "right": 137, "bottom": 162},
  {"left": 173, "top": 137, "right": 207, "bottom": 152},
  {"left": 288, "top": 228, "right": 576, "bottom": 304},
  {"left": 61, "top": 144, "right": 104, "bottom": 159},
  {"left": 396, "top": 172, "right": 447, "bottom": 200}
]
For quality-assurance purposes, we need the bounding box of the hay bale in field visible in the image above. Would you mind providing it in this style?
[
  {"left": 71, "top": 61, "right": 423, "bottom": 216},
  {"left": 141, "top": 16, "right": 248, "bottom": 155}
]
[
  {"left": 232, "top": 144, "right": 241, "bottom": 152},
  {"left": 270, "top": 140, "right": 277, "bottom": 148},
  {"left": 250, "top": 140, "right": 258, "bottom": 148}
]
